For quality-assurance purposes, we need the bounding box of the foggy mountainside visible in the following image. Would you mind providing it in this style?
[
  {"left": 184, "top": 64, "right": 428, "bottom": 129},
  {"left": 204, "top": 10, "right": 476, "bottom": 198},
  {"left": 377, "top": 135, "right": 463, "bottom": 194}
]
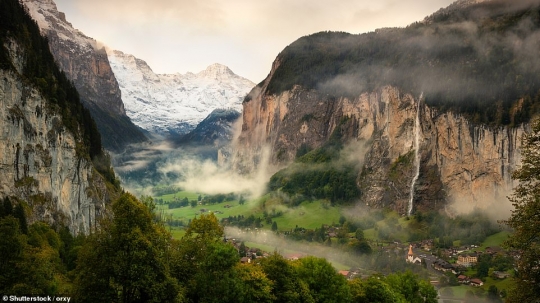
[
  {"left": 235, "top": 0, "right": 540, "bottom": 219},
  {"left": 176, "top": 108, "right": 241, "bottom": 146},
  {"left": 264, "top": 0, "right": 540, "bottom": 126},
  {"left": 2, "top": 0, "right": 540, "bottom": 302},
  {"left": 113, "top": 108, "right": 241, "bottom": 187}
]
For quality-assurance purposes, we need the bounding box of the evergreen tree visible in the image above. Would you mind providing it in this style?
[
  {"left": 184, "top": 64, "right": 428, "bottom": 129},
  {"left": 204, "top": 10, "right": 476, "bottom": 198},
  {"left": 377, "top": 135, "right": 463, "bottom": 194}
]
[
  {"left": 239, "top": 241, "right": 247, "bottom": 257},
  {"left": 271, "top": 221, "right": 278, "bottom": 232},
  {"left": 0, "top": 216, "right": 24, "bottom": 294},
  {"left": 504, "top": 117, "right": 540, "bottom": 302},
  {"left": 13, "top": 203, "right": 28, "bottom": 234},
  {"left": 3, "top": 197, "right": 13, "bottom": 217}
]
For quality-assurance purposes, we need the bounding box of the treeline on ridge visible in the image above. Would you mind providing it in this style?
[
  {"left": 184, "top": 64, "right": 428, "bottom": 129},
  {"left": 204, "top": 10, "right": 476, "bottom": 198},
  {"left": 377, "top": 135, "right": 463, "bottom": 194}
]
[{"left": 266, "top": 1, "right": 540, "bottom": 127}]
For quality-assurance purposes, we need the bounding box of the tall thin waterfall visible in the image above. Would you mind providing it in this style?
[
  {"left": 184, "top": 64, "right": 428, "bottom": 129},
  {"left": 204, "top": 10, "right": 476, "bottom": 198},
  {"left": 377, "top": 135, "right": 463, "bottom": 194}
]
[{"left": 408, "top": 94, "right": 422, "bottom": 216}]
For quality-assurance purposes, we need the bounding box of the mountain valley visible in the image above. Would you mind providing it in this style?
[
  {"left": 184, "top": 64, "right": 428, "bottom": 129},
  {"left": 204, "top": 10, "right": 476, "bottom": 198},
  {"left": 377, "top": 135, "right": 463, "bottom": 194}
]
[{"left": 2, "top": 0, "right": 540, "bottom": 301}]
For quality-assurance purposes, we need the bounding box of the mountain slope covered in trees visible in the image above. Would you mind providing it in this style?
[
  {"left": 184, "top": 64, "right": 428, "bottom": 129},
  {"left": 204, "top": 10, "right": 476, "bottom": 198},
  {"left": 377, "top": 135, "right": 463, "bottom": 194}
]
[{"left": 265, "top": 0, "right": 540, "bottom": 127}]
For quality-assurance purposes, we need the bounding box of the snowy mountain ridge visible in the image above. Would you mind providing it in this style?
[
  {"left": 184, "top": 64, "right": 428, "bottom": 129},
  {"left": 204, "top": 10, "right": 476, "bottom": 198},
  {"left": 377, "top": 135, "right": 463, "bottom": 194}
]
[
  {"left": 107, "top": 50, "right": 255, "bottom": 135},
  {"left": 23, "top": 0, "right": 96, "bottom": 53},
  {"left": 22, "top": 0, "right": 149, "bottom": 151}
]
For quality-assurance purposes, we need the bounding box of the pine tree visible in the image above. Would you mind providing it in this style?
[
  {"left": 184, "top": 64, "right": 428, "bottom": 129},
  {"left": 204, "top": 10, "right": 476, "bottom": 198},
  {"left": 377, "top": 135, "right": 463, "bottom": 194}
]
[
  {"left": 3, "top": 197, "right": 13, "bottom": 217},
  {"left": 504, "top": 117, "right": 540, "bottom": 303},
  {"left": 271, "top": 221, "right": 278, "bottom": 232},
  {"left": 13, "top": 203, "right": 28, "bottom": 234}
]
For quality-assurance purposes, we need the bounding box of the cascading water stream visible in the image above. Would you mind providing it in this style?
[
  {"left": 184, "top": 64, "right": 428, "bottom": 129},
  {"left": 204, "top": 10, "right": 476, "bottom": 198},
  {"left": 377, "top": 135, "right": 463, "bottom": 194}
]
[{"left": 407, "top": 93, "right": 422, "bottom": 216}]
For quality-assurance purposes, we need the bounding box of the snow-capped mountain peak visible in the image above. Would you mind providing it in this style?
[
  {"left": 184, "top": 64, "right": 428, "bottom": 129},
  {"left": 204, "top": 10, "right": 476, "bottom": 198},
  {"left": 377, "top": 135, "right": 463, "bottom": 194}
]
[
  {"left": 23, "top": 0, "right": 98, "bottom": 53},
  {"left": 107, "top": 50, "right": 255, "bottom": 135},
  {"left": 198, "top": 63, "right": 235, "bottom": 79}
]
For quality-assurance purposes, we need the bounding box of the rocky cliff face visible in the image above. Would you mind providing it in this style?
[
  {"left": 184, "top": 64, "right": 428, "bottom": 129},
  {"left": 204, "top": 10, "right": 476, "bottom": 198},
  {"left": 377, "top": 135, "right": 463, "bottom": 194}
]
[
  {"left": 0, "top": 67, "right": 109, "bottom": 234},
  {"left": 22, "top": 0, "right": 147, "bottom": 151},
  {"left": 235, "top": 75, "right": 523, "bottom": 213},
  {"left": 233, "top": 0, "right": 539, "bottom": 215}
]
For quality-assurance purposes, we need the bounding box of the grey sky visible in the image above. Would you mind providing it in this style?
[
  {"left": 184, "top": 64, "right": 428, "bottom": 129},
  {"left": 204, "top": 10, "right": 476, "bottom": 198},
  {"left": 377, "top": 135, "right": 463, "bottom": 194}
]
[{"left": 54, "top": 0, "right": 456, "bottom": 82}]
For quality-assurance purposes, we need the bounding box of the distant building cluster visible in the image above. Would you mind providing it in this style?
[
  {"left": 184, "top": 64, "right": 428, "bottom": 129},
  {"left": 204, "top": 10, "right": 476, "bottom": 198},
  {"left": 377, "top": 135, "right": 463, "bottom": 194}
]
[{"left": 404, "top": 241, "right": 516, "bottom": 289}]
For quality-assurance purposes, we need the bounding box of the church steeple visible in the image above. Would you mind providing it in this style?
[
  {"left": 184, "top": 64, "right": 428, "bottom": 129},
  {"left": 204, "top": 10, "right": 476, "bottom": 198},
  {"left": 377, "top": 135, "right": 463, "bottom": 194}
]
[{"left": 407, "top": 244, "right": 421, "bottom": 264}]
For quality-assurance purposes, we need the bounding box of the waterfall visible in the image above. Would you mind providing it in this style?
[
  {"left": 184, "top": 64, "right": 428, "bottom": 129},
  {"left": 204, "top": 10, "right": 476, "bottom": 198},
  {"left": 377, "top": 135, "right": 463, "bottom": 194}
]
[{"left": 408, "top": 93, "right": 422, "bottom": 216}]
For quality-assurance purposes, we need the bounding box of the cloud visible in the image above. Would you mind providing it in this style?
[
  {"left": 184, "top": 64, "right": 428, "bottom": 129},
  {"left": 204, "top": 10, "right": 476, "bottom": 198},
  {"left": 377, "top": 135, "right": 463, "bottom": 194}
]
[
  {"left": 446, "top": 188, "right": 514, "bottom": 222},
  {"left": 54, "top": 0, "right": 457, "bottom": 81},
  {"left": 158, "top": 152, "right": 272, "bottom": 198},
  {"left": 72, "top": 0, "right": 225, "bottom": 31},
  {"left": 225, "top": 226, "right": 368, "bottom": 269}
]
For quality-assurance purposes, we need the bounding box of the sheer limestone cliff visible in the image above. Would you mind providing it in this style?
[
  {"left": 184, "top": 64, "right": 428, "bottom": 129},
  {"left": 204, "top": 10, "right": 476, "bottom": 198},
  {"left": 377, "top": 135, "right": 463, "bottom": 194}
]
[
  {"left": 234, "top": 77, "right": 523, "bottom": 214},
  {"left": 0, "top": 68, "right": 109, "bottom": 234}
]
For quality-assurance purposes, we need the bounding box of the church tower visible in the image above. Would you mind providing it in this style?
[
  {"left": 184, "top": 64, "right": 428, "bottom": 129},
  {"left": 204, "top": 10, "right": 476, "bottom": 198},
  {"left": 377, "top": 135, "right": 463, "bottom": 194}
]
[{"left": 407, "top": 244, "right": 421, "bottom": 264}]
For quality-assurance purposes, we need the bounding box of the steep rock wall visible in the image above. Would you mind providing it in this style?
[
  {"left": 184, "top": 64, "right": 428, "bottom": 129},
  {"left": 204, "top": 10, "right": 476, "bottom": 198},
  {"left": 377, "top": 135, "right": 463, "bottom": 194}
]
[
  {"left": 235, "top": 83, "right": 523, "bottom": 214},
  {"left": 22, "top": 0, "right": 147, "bottom": 151},
  {"left": 21, "top": 0, "right": 122, "bottom": 113},
  {"left": 0, "top": 69, "right": 109, "bottom": 233}
]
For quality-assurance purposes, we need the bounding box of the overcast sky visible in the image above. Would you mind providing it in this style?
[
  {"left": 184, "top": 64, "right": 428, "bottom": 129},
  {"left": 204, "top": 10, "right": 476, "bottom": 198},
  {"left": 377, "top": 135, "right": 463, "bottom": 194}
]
[{"left": 54, "top": 0, "right": 456, "bottom": 82}]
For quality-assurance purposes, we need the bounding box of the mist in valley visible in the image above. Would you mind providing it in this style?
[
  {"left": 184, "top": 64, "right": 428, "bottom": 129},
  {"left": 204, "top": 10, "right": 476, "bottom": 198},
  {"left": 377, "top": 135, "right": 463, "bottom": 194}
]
[{"left": 107, "top": 4, "right": 531, "bottom": 301}]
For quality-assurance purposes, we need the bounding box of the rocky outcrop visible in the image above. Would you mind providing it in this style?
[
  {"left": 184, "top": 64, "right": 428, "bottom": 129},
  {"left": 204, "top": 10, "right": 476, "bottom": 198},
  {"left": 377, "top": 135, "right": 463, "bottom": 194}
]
[
  {"left": 22, "top": 0, "right": 147, "bottom": 151},
  {"left": 0, "top": 69, "right": 109, "bottom": 234},
  {"left": 235, "top": 79, "right": 523, "bottom": 214}
]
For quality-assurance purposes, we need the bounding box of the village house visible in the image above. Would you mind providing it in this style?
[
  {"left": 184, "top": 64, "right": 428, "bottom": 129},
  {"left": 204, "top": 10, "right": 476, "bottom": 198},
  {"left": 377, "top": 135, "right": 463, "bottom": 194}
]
[
  {"left": 470, "top": 278, "right": 484, "bottom": 287},
  {"left": 347, "top": 268, "right": 363, "bottom": 280},
  {"left": 485, "top": 246, "right": 504, "bottom": 255},
  {"left": 286, "top": 253, "right": 303, "bottom": 261},
  {"left": 492, "top": 271, "right": 511, "bottom": 279},
  {"left": 457, "top": 275, "right": 470, "bottom": 284},
  {"left": 432, "top": 260, "right": 455, "bottom": 273},
  {"left": 339, "top": 270, "right": 351, "bottom": 279},
  {"left": 456, "top": 253, "right": 478, "bottom": 267},
  {"left": 420, "top": 239, "right": 434, "bottom": 251}
]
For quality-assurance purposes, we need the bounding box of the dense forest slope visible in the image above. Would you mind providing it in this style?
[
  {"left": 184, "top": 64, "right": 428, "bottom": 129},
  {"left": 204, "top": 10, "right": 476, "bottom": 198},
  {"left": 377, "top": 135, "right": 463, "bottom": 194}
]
[
  {"left": 0, "top": 0, "right": 119, "bottom": 233},
  {"left": 234, "top": 0, "right": 539, "bottom": 214}
]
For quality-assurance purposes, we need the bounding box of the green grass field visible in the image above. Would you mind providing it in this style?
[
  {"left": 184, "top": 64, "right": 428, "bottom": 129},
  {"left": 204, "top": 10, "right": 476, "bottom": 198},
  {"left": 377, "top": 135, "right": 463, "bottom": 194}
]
[
  {"left": 167, "top": 227, "right": 186, "bottom": 239},
  {"left": 360, "top": 211, "right": 412, "bottom": 242},
  {"left": 482, "top": 275, "right": 515, "bottom": 293},
  {"left": 154, "top": 189, "right": 258, "bottom": 223},
  {"left": 271, "top": 200, "right": 341, "bottom": 231},
  {"left": 439, "top": 285, "right": 470, "bottom": 299},
  {"left": 479, "top": 231, "right": 511, "bottom": 250},
  {"left": 155, "top": 191, "right": 343, "bottom": 233},
  {"left": 156, "top": 190, "right": 201, "bottom": 203}
]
